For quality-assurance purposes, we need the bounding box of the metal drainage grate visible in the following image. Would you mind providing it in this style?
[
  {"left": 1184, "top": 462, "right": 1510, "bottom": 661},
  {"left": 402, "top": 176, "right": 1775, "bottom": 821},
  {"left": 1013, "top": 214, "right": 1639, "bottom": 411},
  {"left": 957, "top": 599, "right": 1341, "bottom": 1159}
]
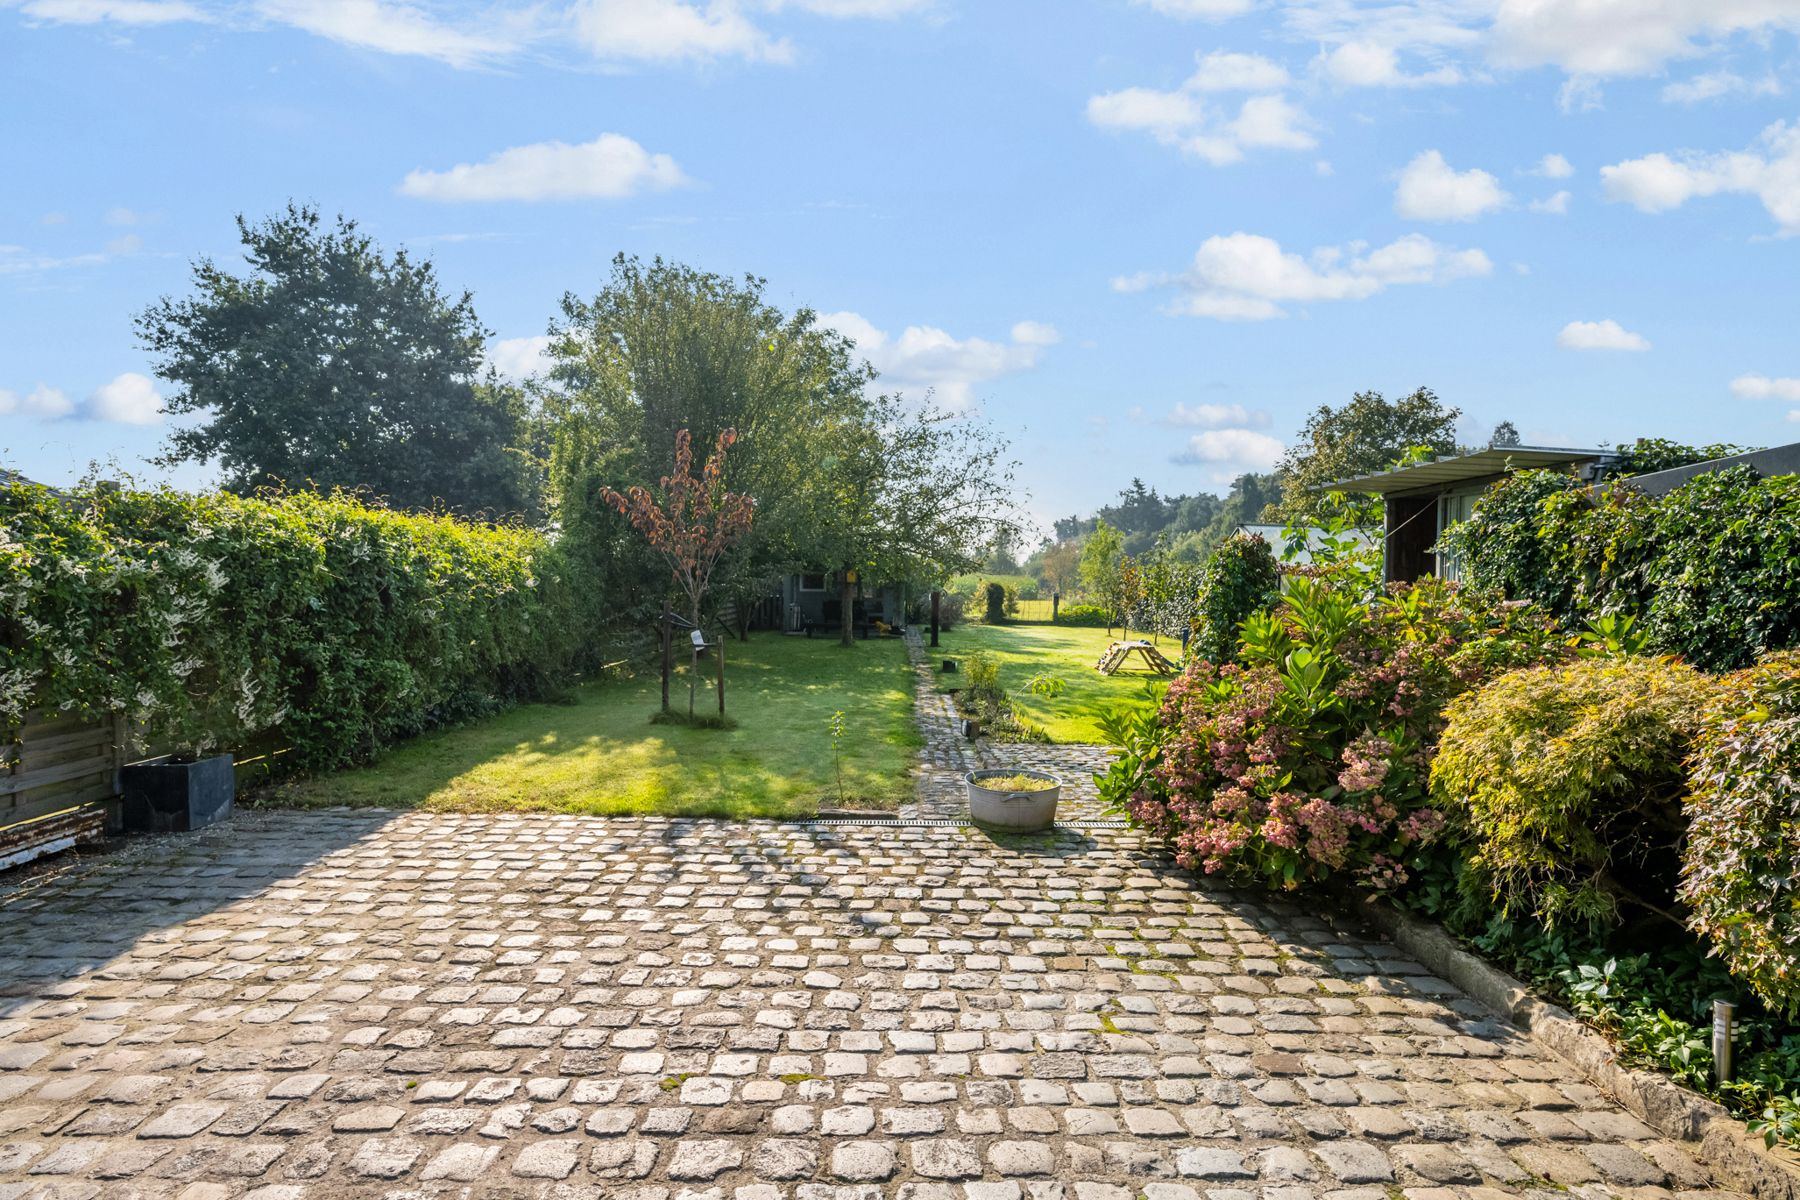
[{"left": 794, "top": 817, "right": 1128, "bottom": 831}]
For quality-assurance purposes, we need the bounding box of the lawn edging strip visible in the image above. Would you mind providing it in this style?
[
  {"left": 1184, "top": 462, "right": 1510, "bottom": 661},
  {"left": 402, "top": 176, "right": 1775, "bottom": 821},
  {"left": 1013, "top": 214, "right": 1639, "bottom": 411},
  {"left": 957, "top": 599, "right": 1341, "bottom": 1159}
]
[{"left": 1359, "top": 896, "right": 1800, "bottom": 1200}]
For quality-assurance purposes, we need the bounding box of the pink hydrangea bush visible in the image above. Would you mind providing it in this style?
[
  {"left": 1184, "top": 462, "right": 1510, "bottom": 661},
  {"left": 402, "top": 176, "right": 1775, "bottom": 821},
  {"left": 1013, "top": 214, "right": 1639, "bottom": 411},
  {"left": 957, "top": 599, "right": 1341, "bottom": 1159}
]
[{"left": 1111, "top": 574, "right": 1560, "bottom": 891}]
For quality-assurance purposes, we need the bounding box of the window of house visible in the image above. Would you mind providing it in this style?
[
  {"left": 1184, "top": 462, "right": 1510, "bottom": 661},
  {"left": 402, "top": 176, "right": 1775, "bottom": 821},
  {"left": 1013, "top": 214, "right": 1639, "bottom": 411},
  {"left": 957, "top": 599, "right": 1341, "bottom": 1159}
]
[{"left": 799, "top": 573, "right": 827, "bottom": 592}]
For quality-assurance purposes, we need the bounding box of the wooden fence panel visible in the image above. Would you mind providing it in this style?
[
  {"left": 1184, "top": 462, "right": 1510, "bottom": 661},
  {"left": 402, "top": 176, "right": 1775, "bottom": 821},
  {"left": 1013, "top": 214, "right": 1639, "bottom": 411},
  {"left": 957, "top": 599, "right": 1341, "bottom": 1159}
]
[{"left": 1, "top": 710, "right": 124, "bottom": 831}]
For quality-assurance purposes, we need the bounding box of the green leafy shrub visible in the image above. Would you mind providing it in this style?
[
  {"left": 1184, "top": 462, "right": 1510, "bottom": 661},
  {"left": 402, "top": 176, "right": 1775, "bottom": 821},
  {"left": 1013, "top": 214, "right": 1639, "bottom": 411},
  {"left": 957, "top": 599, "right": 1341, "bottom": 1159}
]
[
  {"left": 1430, "top": 657, "right": 1709, "bottom": 927},
  {"left": 1189, "top": 531, "right": 1279, "bottom": 665},
  {"left": 1437, "top": 466, "right": 1800, "bottom": 671},
  {"left": 1435, "top": 470, "right": 1584, "bottom": 620},
  {"left": 952, "top": 649, "right": 1044, "bottom": 742},
  {"left": 1111, "top": 572, "right": 1562, "bottom": 890},
  {"left": 1612, "top": 437, "right": 1749, "bottom": 477},
  {"left": 0, "top": 480, "right": 586, "bottom": 770},
  {"left": 1054, "top": 603, "right": 1112, "bottom": 627},
  {"left": 1681, "top": 651, "right": 1800, "bottom": 1015},
  {"left": 984, "top": 582, "right": 1007, "bottom": 624}
]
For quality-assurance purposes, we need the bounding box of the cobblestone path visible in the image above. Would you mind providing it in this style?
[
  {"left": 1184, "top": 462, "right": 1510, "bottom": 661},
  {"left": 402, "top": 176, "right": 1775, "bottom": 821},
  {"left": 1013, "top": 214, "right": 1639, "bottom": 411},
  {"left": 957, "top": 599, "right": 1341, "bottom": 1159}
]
[
  {"left": 0, "top": 807, "right": 1741, "bottom": 1199},
  {"left": 899, "top": 629, "right": 1115, "bottom": 823},
  {"left": 0, "top": 634, "right": 1748, "bottom": 1197}
]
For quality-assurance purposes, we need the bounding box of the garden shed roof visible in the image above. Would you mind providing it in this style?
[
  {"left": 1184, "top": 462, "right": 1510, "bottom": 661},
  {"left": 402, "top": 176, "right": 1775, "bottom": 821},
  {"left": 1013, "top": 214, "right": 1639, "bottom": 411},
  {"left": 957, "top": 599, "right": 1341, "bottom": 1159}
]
[{"left": 1319, "top": 446, "right": 1609, "bottom": 495}]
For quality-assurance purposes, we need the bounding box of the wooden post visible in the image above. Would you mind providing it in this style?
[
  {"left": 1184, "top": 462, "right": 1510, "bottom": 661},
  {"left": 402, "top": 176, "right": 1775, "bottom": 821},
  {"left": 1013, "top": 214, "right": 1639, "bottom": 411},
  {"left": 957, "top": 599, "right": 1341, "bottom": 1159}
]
[
  {"left": 717, "top": 635, "right": 726, "bottom": 717},
  {"left": 929, "top": 590, "right": 941, "bottom": 648},
  {"left": 660, "top": 613, "right": 672, "bottom": 713}
]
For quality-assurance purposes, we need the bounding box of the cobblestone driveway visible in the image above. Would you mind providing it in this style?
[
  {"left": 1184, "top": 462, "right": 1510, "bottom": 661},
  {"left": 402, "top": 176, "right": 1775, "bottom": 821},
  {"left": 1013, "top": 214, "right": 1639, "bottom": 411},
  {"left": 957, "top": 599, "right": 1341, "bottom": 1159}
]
[{"left": 0, "top": 809, "right": 1739, "bottom": 1199}]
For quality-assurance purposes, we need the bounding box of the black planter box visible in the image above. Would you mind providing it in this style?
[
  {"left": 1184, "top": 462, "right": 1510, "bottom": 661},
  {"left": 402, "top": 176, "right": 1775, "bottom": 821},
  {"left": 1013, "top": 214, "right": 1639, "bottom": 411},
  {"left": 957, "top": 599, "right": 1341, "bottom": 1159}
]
[{"left": 120, "top": 754, "right": 235, "bottom": 833}]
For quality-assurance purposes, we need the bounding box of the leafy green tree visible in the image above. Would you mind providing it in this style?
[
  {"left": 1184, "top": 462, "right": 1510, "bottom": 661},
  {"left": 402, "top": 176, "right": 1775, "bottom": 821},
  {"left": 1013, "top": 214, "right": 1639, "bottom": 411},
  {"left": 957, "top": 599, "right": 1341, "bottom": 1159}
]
[
  {"left": 542, "top": 255, "right": 874, "bottom": 623},
  {"left": 1079, "top": 519, "right": 1126, "bottom": 633},
  {"left": 1270, "top": 388, "right": 1462, "bottom": 526},
  {"left": 1489, "top": 419, "right": 1522, "bottom": 447},
  {"left": 802, "top": 398, "right": 1018, "bottom": 645},
  {"left": 140, "top": 204, "right": 538, "bottom": 516}
]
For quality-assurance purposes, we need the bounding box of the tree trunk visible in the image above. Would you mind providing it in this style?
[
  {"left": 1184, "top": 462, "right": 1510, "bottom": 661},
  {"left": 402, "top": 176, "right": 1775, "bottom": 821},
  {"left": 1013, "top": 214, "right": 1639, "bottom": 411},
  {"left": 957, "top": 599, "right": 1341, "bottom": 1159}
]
[
  {"left": 929, "top": 590, "right": 941, "bottom": 648},
  {"left": 839, "top": 575, "right": 855, "bottom": 647}
]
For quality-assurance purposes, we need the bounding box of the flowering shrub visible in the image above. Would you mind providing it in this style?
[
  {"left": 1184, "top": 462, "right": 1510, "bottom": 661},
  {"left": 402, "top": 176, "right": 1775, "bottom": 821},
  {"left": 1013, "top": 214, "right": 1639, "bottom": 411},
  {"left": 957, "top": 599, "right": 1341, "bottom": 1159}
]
[
  {"left": 1106, "top": 572, "right": 1561, "bottom": 890},
  {"left": 1681, "top": 651, "right": 1800, "bottom": 1014},
  {"left": 1431, "top": 657, "right": 1710, "bottom": 927},
  {"left": 1, "top": 480, "right": 585, "bottom": 770}
]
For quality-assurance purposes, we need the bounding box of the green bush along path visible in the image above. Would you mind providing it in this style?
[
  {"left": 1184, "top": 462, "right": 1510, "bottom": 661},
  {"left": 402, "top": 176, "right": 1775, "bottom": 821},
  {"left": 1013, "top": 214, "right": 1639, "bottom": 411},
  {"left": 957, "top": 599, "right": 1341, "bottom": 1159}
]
[{"left": 266, "top": 634, "right": 919, "bottom": 819}]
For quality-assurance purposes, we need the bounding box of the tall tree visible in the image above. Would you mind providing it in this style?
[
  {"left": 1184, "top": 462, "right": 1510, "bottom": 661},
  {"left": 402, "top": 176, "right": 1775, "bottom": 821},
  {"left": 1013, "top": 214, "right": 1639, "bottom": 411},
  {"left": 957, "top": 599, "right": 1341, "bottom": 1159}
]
[
  {"left": 139, "top": 204, "right": 537, "bottom": 516},
  {"left": 543, "top": 255, "right": 872, "bottom": 605},
  {"left": 1270, "top": 388, "right": 1462, "bottom": 526},
  {"left": 800, "top": 398, "right": 1018, "bottom": 646},
  {"left": 1489, "top": 419, "right": 1522, "bottom": 447},
  {"left": 1079, "top": 519, "right": 1126, "bottom": 633}
]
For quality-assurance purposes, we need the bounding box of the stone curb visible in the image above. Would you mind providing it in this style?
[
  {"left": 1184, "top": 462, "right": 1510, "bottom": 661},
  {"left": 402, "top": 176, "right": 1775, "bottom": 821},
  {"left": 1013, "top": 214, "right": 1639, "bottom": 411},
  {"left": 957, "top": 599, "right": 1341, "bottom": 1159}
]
[{"left": 1359, "top": 896, "right": 1800, "bottom": 1200}]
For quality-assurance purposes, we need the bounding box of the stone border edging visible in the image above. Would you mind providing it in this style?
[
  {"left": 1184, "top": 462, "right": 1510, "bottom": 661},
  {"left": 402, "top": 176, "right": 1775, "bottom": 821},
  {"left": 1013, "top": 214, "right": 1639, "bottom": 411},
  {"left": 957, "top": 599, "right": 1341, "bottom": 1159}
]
[{"left": 1358, "top": 897, "right": 1800, "bottom": 1200}]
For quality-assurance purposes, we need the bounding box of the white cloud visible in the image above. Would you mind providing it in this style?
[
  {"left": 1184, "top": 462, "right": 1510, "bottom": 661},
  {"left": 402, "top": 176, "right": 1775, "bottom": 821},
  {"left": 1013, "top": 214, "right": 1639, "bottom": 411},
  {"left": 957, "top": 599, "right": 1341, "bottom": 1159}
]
[
  {"left": 1117, "top": 231, "right": 1492, "bottom": 321},
  {"left": 1491, "top": 0, "right": 1800, "bottom": 78},
  {"left": 768, "top": 0, "right": 932, "bottom": 13},
  {"left": 572, "top": 0, "right": 791, "bottom": 64},
  {"left": 400, "top": 134, "right": 688, "bottom": 202},
  {"left": 105, "top": 206, "right": 143, "bottom": 225},
  {"left": 1731, "top": 373, "right": 1800, "bottom": 402},
  {"left": 1533, "top": 153, "right": 1574, "bottom": 178},
  {"left": 1171, "top": 429, "right": 1286, "bottom": 478},
  {"left": 1394, "top": 150, "right": 1510, "bottom": 221},
  {"left": 16, "top": 0, "right": 202, "bottom": 23},
  {"left": 0, "top": 245, "right": 108, "bottom": 275},
  {"left": 1663, "top": 70, "right": 1782, "bottom": 104},
  {"left": 1088, "top": 85, "right": 1314, "bottom": 166},
  {"left": 1317, "top": 40, "right": 1463, "bottom": 87},
  {"left": 81, "top": 372, "right": 163, "bottom": 424},
  {"left": 106, "top": 233, "right": 143, "bottom": 254},
  {"left": 1188, "top": 50, "right": 1290, "bottom": 91},
  {"left": 1530, "top": 189, "right": 1571, "bottom": 214},
  {"left": 819, "top": 312, "right": 1058, "bottom": 411},
  {"left": 0, "top": 385, "right": 74, "bottom": 420},
  {"left": 255, "top": 0, "right": 529, "bottom": 66},
  {"left": 1557, "top": 319, "right": 1650, "bottom": 351},
  {"left": 1133, "top": 0, "right": 1255, "bottom": 19},
  {"left": 1600, "top": 120, "right": 1800, "bottom": 234},
  {"left": 488, "top": 335, "right": 553, "bottom": 381},
  {"left": 1164, "top": 402, "right": 1270, "bottom": 428}
]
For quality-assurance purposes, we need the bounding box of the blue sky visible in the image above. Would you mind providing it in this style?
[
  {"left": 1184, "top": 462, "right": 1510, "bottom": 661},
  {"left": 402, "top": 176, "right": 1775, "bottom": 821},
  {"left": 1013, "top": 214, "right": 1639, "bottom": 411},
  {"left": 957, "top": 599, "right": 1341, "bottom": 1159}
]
[{"left": 3, "top": 0, "right": 1798, "bottom": 530}]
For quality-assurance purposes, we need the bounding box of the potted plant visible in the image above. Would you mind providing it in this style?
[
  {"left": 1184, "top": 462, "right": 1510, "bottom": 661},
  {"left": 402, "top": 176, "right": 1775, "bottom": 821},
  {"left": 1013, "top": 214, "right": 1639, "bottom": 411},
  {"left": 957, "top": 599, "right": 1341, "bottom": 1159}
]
[
  {"left": 966, "top": 769, "right": 1061, "bottom": 832},
  {"left": 121, "top": 748, "right": 235, "bottom": 833}
]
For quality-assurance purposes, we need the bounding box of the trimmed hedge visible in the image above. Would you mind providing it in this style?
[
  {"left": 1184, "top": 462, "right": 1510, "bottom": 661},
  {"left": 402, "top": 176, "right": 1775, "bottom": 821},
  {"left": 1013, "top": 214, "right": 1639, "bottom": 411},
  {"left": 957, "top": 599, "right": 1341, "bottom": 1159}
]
[
  {"left": 1, "top": 481, "right": 586, "bottom": 771},
  {"left": 1053, "top": 603, "right": 1112, "bottom": 627}
]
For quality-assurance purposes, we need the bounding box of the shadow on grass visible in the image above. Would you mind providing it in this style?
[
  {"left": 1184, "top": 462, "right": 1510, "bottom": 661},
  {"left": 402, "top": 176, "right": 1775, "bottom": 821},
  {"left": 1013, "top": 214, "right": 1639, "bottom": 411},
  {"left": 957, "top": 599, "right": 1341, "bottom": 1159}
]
[{"left": 256, "top": 633, "right": 921, "bottom": 821}]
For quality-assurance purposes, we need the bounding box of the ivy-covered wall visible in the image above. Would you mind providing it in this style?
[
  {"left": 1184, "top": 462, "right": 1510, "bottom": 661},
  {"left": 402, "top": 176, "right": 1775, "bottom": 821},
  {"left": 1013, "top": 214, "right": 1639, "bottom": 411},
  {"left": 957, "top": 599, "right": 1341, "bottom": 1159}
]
[
  {"left": 1436, "top": 465, "right": 1800, "bottom": 670},
  {"left": 1, "top": 482, "right": 588, "bottom": 772}
]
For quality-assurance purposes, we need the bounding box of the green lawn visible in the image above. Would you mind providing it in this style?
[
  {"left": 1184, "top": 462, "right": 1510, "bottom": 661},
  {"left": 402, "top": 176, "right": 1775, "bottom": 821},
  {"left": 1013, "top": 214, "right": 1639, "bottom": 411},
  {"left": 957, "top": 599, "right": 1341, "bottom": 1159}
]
[
  {"left": 933, "top": 622, "right": 1171, "bottom": 743},
  {"left": 263, "top": 633, "right": 921, "bottom": 819}
]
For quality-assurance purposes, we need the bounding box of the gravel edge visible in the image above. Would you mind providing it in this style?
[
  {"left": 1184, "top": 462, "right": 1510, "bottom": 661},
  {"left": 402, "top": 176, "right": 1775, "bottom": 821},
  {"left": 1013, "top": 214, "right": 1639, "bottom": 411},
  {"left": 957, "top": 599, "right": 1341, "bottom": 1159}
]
[{"left": 1359, "top": 897, "right": 1800, "bottom": 1200}]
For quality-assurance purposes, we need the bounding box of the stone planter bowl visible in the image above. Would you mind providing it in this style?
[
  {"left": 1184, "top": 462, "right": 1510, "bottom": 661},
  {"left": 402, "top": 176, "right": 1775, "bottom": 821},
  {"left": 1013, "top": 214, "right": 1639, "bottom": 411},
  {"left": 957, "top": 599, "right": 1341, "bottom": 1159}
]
[{"left": 965, "top": 769, "right": 1061, "bottom": 832}]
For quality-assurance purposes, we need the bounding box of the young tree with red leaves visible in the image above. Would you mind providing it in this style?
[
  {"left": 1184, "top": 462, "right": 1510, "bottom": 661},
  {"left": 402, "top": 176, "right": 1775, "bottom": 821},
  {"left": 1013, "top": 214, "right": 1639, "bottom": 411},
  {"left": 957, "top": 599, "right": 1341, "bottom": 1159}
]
[{"left": 600, "top": 428, "right": 755, "bottom": 631}]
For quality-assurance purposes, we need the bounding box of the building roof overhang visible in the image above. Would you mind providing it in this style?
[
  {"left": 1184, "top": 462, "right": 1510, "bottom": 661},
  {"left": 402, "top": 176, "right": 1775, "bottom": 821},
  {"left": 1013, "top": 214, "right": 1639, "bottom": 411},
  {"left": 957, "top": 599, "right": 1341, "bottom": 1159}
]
[{"left": 1318, "top": 446, "right": 1610, "bottom": 496}]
